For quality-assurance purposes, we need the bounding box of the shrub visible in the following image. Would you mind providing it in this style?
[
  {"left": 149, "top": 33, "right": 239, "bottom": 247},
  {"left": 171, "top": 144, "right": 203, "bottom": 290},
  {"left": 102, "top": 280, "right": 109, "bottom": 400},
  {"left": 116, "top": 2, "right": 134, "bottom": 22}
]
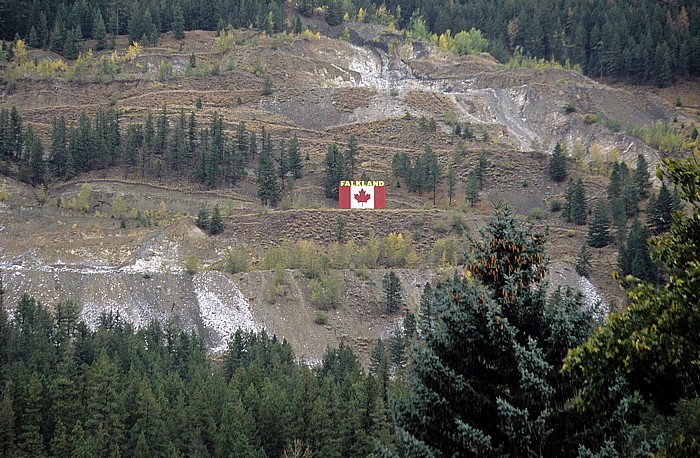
[
  {"left": 584, "top": 114, "right": 597, "bottom": 125},
  {"left": 389, "top": 87, "right": 399, "bottom": 97},
  {"left": 564, "top": 101, "right": 577, "bottom": 113},
  {"left": 184, "top": 255, "right": 201, "bottom": 274},
  {"left": 310, "top": 271, "right": 343, "bottom": 310},
  {"left": 224, "top": 246, "right": 249, "bottom": 274},
  {"left": 313, "top": 310, "right": 328, "bottom": 325},
  {"left": 549, "top": 199, "right": 562, "bottom": 212}
]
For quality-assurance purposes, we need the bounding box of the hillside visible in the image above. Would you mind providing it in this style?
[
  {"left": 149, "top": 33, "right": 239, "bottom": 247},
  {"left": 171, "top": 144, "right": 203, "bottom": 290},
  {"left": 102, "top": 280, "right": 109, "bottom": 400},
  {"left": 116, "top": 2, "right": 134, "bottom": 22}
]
[{"left": 0, "top": 27, "right": 693, "bottom": 362}]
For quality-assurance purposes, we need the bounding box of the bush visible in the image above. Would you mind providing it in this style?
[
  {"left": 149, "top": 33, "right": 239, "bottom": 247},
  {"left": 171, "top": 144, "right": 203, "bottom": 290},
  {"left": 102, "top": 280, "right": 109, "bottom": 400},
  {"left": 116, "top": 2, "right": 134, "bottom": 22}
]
[
  {"left": 549, "top": 199, "right": 562, "bottom": 212},
  {"left": 564, "top": 101, "right": 577, "bottom": 113},
  {"left": 310, "top": 271, "right": 343, "bottom": 310},
  {"left": 224, "top": 246, "right": 249, "bottom": 274},
  {"left": 389, "top": 87, "right": 399, "bottom": 97},
  {"left": 313, "top": 310, "right": 328, "bottom": 325},
  {"left": 184, "top": 255, "right": 201, "bottom": 275},
  {"left": 584, "top": 114, "right": 597, "bottom": 125}
]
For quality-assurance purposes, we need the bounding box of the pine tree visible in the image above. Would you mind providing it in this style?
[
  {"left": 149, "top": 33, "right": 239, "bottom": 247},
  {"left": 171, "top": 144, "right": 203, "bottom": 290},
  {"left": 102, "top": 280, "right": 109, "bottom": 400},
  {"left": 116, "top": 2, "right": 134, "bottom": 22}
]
[
  {"left": 257, "top": 148, "right": 279, "bottom": 206},
  {"left": 575, "top": 243, "right": 591, "bottom": 277},
  {"left": 288, "top": 134, "right": 302, "bottom": 179},
  {"left": 466, "top": 168, "right": 480, "bottom": 206},
  {"left": 418, "top": 282, "right": 434, "bottom": 335},
  {"left": 195, "top": 206, "right": 209, "bottom": 230},
  {"left": 649, "top": 183, "right": 673, "bottom": 234},
  {"left": 172, "top": 3, "right": 185, "bottom": 40},
  {"left": 548, "top": 141, "right": 567, "bottom": 182},
  {"left": 635, "top": 153, "right": 651, "bottom": 198},
  {"left": 92, "top": 8, "right": 107, "bottom": 51},
  {"left": 382, "top": 271, "right": 403, "bottom": 313},
  {"left": 587, "top": 198, "right": 611, "bottom": 248},
  {"left": 619, "top": 219, "right": 655, "bottom": 282},
  {"left": 209, "top": 205, "right": 224, "bottom": 234},
  {"left": 446, "top": 165, "right": 456, "bottom": 205},
  {"left": 322, "top": 143, "right": 346, "bottom": 200},
  {"left": 564, "top": 177, "right": 586, "bottom": 225}
]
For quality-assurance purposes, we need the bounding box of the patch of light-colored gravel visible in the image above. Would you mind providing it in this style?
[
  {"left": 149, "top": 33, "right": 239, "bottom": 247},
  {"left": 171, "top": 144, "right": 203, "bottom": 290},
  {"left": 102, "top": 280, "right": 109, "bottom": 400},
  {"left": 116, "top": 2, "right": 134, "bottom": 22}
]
[{"left": 193, "top": 271, "right": 258, "bottom": 353}]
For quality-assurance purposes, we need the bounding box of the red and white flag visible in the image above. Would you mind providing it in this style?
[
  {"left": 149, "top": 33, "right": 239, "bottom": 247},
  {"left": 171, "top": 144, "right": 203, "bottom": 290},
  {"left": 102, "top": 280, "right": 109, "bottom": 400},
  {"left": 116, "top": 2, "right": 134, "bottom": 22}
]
[{"left": 339, "top": 181, "right": 386, "bottom": 209}]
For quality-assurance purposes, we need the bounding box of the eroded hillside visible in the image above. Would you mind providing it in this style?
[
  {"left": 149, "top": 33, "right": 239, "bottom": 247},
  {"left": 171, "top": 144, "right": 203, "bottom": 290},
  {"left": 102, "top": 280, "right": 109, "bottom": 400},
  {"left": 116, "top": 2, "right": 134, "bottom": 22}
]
[{"left": 1, "top": 28, "right": 688, "bottom": 361}]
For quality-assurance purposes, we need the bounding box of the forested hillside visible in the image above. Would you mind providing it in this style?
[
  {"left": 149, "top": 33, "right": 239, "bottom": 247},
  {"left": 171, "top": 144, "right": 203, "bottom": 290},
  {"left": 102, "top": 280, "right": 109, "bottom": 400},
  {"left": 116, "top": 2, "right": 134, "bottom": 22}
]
[
  {"left": 2, "top": 158, "right": 699, "bottom": 456},
  {"left": 1, "top": 0, "right": 699, "bottom": 85}
]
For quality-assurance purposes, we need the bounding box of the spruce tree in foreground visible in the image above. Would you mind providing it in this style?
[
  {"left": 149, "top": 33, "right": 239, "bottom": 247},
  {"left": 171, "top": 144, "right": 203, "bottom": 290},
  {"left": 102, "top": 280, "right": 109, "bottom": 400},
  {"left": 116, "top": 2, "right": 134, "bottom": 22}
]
[{"left": 386, "top": 206, "right": 594, "bottom": 457}]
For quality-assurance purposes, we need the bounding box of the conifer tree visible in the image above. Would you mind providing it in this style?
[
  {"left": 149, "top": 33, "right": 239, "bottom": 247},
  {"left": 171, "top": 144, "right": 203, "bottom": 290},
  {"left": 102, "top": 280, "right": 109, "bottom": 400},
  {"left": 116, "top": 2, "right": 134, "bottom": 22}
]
[
  {"left": 287, "top": 134, "right": 302, "bottom": 179},
  {"left": 564, "top": 177, "right": 586, "bottom": 224},
  {"left": 322, "top": 143, "right": 346, "bottom": 200},
  {"left": 587, "top": 198, "right": 611, "bottom": 247},
  {"left": 575, "top": 243, "right": 591, "bottom": 277},
  {"left": 446, "top": 165, "right": 456, "bottom": 205},
  {"left": 548, "top": 141, "right": 567, "bottom": 182},
  {"left": 387, "top": 206, "right": 592, "bottom": 457},
  {"left": 195, "top": 206, "right": 209, "bottom": 230},
  {"left": 209, "top": 205, "right": 224, "bottom": 234},
  {"left": 649, "top": 183, "right": 674, "bottom": 234},
  {"left": 172, "top": 3, "right": 185, "bottom": 40},
  {"left": 635, "top": 153, "right": 651, "bottom": 198},
  {"left": 257, "top": 148, "right": 279, "bottom": 206},
  {"left": 382, "top": 271, "right": 403, "bottom": 313},
  {"left": 92, "top": 8, "right": 107, "bottom": 51}
]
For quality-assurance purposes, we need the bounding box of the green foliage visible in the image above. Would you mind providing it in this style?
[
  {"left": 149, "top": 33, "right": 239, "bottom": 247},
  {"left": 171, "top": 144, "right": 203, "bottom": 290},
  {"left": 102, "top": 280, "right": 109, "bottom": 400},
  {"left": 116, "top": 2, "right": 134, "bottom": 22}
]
[
  {"left": 388, "top": 206, "right": 594, "bottom": 457},
  {"left": 452, "top": 28, "right": 488, "bottom": 56},
  {"left": 563, "top": 177, "right": 586, "bottom": 225},
  {"left": 313, "top": 310, "right": 328, "bottom": 325},
  {"left": 626, "top": 122, "right": 689, "bottom": 157},
  {"left": 548, "top": 141, "right": 567, "bottom": 182},
  {"left": 209, "top": 205, "right": 224, "bottom": 234},
  {"left": 195, "top": 206, "right": 209, "bottom": 230},
  {"left": 382, "top": 271, "right": 403, "bottom": 313},
  {"left": 224, "top": 246, "right": 249, "bottom": 274},
  {"left": 575, "top": 243, "right": 591, "bottom": 277},
  {"left": 587, "top": 199, "right": 611, "bottom": 248},
  {"left": 183, "top": 254, "right": 201, "bottom": 274},
  {"left": 565, "top": 157, "right": 700, "bottom": 451},
  {"left": 310, "top": 271, "right": 343, "bottom": 310}
]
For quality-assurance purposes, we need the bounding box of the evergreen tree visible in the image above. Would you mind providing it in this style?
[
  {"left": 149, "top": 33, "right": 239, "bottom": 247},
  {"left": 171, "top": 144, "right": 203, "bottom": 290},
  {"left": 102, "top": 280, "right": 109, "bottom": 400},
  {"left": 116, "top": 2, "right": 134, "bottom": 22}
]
[
  {"left": 209, "top": 205, "right": 224, "bottom": 234},
  {"left": 446, "top": 165, "right": 456, "bottom": 206},
  {"left": 587, "top": 198, "right": 611, "bottom": 248},
  {"left": 195, "top": 206, "right": 209, "bottom": 230},
  {"left": 466, "top": 168, "right": 480, "bottom": 206},
  {"left": 575, "top": 243, "right": 591, "bottom": 277},
  {"left": 382, "top": 271, "right": 403, "bottom": 313},
  {"left": 564, "top": 177, "right": 586, "bottom": 225},
  {"left": 345, "top": 135, "right": 358, "bottom": 179},
  {"left": 172, "top": 3, "right": 185, "bottom": 40},
  {"left": 92, "top": 8, "right": 107, "bottom": 51},
  {"left": 417, "top": 282, "right": 434, "bottom": 335},
  {"left": 618, "top": 219, "right": 655, "bottom": 282},
  {"left": 257, "top": 148, "right": 279, "bottom": 206},
  {"left": 20, "top": 125, "right": 45, "bottom": 185},
  {"left": 287, "top": 134, "right": 302, "bottom": 179},
  {"left": 322, "top": 143, "right": 346, "bottom": 200},
  {"left": 387, "top": 206, "right": 592, "bottom": 457},
  {"left": 635, "top": 153, "right": 651, "bottom": 198},
  {"left": 649, "top": 183, "right": 673, "bottom": 234},
  {"left": 548, "top": 141, "right": 567, "bottom": 182}
]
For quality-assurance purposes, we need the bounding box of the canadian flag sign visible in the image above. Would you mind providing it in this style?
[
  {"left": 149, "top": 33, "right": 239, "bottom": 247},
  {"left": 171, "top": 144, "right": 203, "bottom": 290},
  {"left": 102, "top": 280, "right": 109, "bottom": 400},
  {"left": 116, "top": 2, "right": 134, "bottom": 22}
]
[{"left": 339, "top": 181, "right": 386, "bottom": 209}]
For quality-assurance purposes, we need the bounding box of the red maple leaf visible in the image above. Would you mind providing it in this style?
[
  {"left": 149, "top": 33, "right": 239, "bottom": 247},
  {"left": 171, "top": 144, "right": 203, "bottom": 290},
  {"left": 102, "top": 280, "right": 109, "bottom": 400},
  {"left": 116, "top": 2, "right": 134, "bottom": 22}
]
[{"left": 354, "top": 188, "right": 372, "bottom": 204}]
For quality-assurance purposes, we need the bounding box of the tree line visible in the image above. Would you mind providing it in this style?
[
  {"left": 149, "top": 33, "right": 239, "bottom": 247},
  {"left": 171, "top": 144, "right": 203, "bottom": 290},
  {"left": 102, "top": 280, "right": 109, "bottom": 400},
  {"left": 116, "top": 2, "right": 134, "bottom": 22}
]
[
  {"left": 0, "top": 106, "right": 303, "bottom": 204},
  {"left": 1, "top": 1, "right": 698, "bottom": 85}
]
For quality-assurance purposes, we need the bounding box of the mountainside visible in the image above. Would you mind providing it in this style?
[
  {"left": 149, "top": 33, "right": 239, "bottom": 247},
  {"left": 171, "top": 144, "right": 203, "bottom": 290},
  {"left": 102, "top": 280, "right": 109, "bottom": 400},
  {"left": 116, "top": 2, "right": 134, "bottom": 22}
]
[{"left": 0, "top": 27, "right": 693, "bottom": 361}]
